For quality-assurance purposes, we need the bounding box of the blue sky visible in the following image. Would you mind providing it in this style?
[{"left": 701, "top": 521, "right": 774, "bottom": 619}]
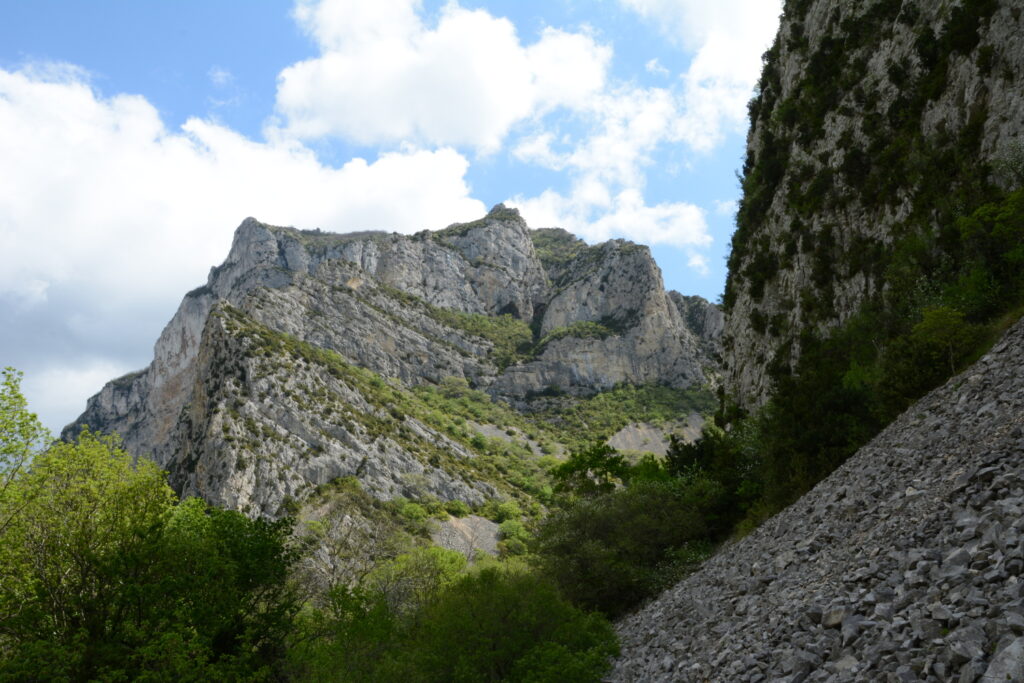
[{"left": 0, "top": 0, "right": 780, "bottom": 432}]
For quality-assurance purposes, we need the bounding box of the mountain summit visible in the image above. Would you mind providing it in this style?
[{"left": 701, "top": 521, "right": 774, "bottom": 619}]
[{"left": 67, "top": 206, "right": 720, "bottom": 517}]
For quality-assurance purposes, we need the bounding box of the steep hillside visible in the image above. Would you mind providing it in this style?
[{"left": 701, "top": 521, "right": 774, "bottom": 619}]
[
  {"left": 613, "top": 314, "right": 1024, "bottom": 681},
  {"left": 67, "top": 205, "right": 720, "bottom": 518},
  {"left": 724, "top": 0, "right": 1024, "bottom": 406}
]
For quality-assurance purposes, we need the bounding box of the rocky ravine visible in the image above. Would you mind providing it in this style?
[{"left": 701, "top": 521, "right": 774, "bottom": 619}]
[
  {"left": 613, "top": 315, "right": 1024, "bottom": 682},
  {"left": 67, "top": 205, "right": 721, "bottom": 516}
]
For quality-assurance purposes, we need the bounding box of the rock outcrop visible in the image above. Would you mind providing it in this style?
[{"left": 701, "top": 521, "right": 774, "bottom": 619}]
[
  {"left": 613, "top": 315, "right": 1024, "bottom": 681},
  {"left": 723, "top": 0, "right": 1024, "bottom": 406},
  {"left": 68, "top": 205, "right": 720, "bottom": 515}
]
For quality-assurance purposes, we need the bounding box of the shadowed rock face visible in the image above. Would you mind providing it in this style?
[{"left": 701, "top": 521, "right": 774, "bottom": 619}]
[
  {"left": 723, "top": 0, "right": 1024, "bottom": 407},
  {"left": 67, "top": 205, "right": 721, "bottom": 516},
  {"left": 612, "top": 315, "right": 1024, "bottom": 681}
]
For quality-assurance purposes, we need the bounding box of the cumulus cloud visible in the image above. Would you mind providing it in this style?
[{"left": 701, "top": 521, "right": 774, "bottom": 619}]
[
  {"left": 510, "top": 186, "right": 708, "bottom": 250},
  {"left": 0, "top": 64, "right": 485, "bottom": 430},
  {"left": 507, "top": 1, "right": 780, "bottom": 254},
  {"left": 0, "top": 64, "right": 484, "bottom": 306},
  {"left": 276, "top": 0, "right": 611, "bottom": 151},
  {"left": 617, "top": 0, "right": 781, "bottom": 70},
  {"left": 618, "top": 0, "right": 782, "bottom": 149},
  {"left": 509, "top": 82, "right": 710, "bottom": 251}
]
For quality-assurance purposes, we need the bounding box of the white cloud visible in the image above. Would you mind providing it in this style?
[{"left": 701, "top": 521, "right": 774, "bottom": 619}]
[
  {"left": 21, "top": 360, "right": 133, "bottom": 435},
  {"left": 686, "top": 253, "right": 709, "bottom": 276},
  {"left": 509, "top": 82, "right": 710, "bottom": 252},
  {"left": 617, "top": 0, "right": 781, "bottom": 62},
  {"left": 0, "top": 64, "right": 487, "bottom": 430},
  {"left": 276, "top": 0, "right": 610, "bottom": 151},
  {"left": 208, "top": 66, "right": 233, "bottom": 87},
  {"left": 645, "top": 58, "right": 669, "bottom": 77},
  {"left": 0, "top": 65, "right": 484, "bottom": 309},
  {"left": 619, "top": 0, "right": 782, "bottom": 150},
  {"left": 714, "top": 199, "right": 738, "bottom": 216},
  {"left": 506, "top": 1, "right": 780, "bottom": 254},
  {"left": 510, "top": 186, "right": 709, "bottom": 250}
]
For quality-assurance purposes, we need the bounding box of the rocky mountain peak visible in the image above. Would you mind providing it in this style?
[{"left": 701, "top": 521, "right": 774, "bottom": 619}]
[{"left": 68, "top": 209, "right": 722, "bottom": 517}]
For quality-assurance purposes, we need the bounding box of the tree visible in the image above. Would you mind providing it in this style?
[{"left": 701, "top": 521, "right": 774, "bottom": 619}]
[
  {"left": 910, "top": 306, "right": 982, "bottom": 375},
  {"left": 549, "top": 444, "right": 628, "bottom": 499},
  {"left": 0, "top": 367, "right": 50, "bottom": 534},
  {"left": 533, "top": 479, "right": 708, "bottom": 616},
  {"left": 0, "top": 428, "right": 175, "bottom": 680},
  {"left": 362, "top": 546, "right": 467, "bottom": 617},
  {"left": 402, "top": 567, "right": 618, "bottom": 682},
  {"left": 0, "top": 374, "right": 299, "bottom": 680}
]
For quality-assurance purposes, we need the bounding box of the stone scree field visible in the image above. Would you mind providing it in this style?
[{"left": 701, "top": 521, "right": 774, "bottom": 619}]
[{"left": 612, "top": 317, "right": 1024, "bottom": 682}]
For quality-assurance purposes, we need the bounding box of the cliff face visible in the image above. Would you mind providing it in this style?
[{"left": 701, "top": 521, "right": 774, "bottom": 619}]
[
  {"left": 68, "top": 205, "right": 720, "bottom": 516},
  {"left": 724, "top": 0, "right": 1024, "bottom": 406}
]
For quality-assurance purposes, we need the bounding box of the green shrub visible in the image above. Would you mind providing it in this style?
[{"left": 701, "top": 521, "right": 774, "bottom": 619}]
[
  {"left": 444, "top": 499, "right": 472, "bottom": 518},
  {"left": 533, "top": 479, "right": 710, "bottom": 616},
  {"left": 401, "top": 568, "right": 618, "bottom": 682}
]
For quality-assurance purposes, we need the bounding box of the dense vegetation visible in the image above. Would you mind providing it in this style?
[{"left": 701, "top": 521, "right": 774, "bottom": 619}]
[
  {"left": 0, "top": 371, "right": 299, "bottom": 681},
  {"left": 0, "top": 369, "right": 620, "bottom": 681},
  {"left": 744, "top": 187, "right": 1024, "bottom": 513}
]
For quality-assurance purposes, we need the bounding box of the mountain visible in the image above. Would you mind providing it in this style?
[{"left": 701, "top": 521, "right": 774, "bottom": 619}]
[
  {"left": 66, "top": 205, "right": 721, "bottom": 518},
  {"left": 723, "top": 0, "right": 1024, "bottom": 406}
]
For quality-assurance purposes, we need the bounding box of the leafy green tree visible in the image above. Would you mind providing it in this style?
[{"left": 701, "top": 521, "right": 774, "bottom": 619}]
[
  {"left": 362, "top": 546, "right": 467, "bottom": 617},
  {"left": 497, "top": 518, "right": 530, "bottom": 557},
  {"left": 549, "top": 444, "right": 627, "bottom": 499},
  {"left": 153, "top": 497, "right": 300, "bottom": 676},
  {"left": 0, "top": 368, "right": 50, "bottom": 535},
  {"left": 910, "top": 306, "right": 983, "bottom": 374},
  {"left": 533, "top": 479, "right": 707, "bottom": 616},
  {"left": 288, "top": 585, "right": 401, "bottom": 682},
  {"left": 0, "top": 428, "right": 175, "bottom": 680},
  {"left": 0, "top": 375, "right": 299, "bottom": 680},
  {"left": 402, "top": 567, "right": 618, "bottom": 682}
]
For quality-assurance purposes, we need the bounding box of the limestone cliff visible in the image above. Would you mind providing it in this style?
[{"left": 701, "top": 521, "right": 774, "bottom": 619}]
[
  {"left": 68, "top": 205, "right": 719, "bottom": 516},
  {"left": 724, "top": 0, "right": 1024, "bottom": 406}
]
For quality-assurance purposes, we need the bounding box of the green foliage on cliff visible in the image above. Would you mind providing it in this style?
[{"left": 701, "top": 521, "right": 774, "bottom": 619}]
[
  {"left": 219, "top": 305, "right": 559, "bottom": 507},
  {"left": 429, "top": 308, "right": 534, "bottom": 370},
  {"left": 725, "top": 0, "right": 1003, "bottom": 313},
  {"left": 533, "top": 383, "right": 716, "bottom": 455},
  {"left": 372, "top": 282, "right": 535, "bottom": 370},
  {"left": 734, "top": 187, "right": 1024, "bottom": 514},
  {"left": 714, "top": 0, "right": 1021, "bottom": 520},
  {"left": 530, "top": 228, "right": 590, "bottom": 272},
  {"left": 533, "top": 320, "right": 616, "bottom": 354}
]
